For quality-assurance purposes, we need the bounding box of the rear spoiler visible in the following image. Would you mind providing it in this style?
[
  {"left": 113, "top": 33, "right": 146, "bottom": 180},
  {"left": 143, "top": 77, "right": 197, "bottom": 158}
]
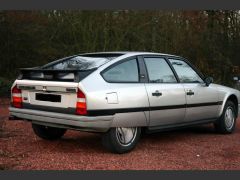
[{"left": 18, "top": 68, "right": 96, "bottom": 82}]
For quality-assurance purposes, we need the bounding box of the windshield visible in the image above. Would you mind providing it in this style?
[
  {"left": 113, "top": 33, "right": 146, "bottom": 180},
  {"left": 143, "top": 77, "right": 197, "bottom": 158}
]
[{"left": 44, "top": 56, "right": 114, "bottom": 70}]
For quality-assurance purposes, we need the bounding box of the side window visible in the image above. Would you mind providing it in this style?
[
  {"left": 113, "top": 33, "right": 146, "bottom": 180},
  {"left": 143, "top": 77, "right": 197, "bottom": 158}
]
[
  {"left": 144, "top": 57, "right": 177, "bottom": 83},
  {"left": 102, "top": 59, "right": 139, "bottom": 82},
  {"left": 169, "top": 59, "right": 203, "bottom": 83}
]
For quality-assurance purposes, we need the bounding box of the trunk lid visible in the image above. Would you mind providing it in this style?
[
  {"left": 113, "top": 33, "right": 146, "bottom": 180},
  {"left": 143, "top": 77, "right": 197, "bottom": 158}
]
[
  {"left": 12, "top": 54, "right": 120, "bottom": 113},
  {"left": 15, "top": 79, "right": 79, "bottom": 114}
]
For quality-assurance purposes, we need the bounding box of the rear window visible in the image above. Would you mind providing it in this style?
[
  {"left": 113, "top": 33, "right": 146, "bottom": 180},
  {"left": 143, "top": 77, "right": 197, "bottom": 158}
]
[
  {"left": 43, "top": 56, "right": 116, "bottom": 70},
  {"left": 102, "top": 59, "right": 139, "bottom": 83}
]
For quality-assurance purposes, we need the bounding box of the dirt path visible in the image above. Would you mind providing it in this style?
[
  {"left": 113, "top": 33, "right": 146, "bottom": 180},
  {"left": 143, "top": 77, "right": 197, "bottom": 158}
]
[{"left": 1, "top": 99, "right": 240, "bottom": 170}]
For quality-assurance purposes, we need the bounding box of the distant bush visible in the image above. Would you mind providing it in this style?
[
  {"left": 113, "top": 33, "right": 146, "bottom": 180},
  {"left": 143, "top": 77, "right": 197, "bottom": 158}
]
[
  {"left": 0, "top": 77, "right": 12, "bottom": 97},
  {"left": 234, "top": 82, "right": 240, "bottom": 91},
  {"left": 0, "top": 11, "right": 239, "bottom": 90}
]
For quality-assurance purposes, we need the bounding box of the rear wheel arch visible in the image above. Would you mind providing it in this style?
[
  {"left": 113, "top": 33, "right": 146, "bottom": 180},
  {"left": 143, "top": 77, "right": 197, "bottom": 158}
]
[
  {"left": 102, "top": 127, "right": 141, "bottom": 153},
  {"left": 110, "top": 112, "right": 148, "bottom": 127}
]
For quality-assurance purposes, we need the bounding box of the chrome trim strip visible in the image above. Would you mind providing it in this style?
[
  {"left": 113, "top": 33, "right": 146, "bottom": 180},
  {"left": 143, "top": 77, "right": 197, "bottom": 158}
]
[
  {"left": 18, "top": 85, "right": 35, "bottom": 90},
  {"left": 17, "top": 85, "right": 77, "bottom": 93}
]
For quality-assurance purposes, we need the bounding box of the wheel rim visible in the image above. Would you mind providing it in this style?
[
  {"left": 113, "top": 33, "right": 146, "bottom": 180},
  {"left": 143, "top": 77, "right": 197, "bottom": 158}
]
[
  {"left": 116, "top": 127, "right": 137, "bottom": 146},
  {"left": 224, "top": 107, "right": 235, "bottom": 130}
]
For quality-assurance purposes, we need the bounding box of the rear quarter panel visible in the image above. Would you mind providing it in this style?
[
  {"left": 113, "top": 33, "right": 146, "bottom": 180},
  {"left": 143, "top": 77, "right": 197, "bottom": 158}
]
[{"left": 79, "top": 67, "right": 150, "bottom": 127}]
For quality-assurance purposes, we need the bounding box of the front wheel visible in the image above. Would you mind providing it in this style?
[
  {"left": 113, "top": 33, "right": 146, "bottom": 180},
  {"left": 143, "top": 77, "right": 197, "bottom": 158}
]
[
  {"left": 214, "top": 101, "right": 237, "bottom": 134},
  {"left": 102, "top": 127, "right": 141, "bottom": 154}
]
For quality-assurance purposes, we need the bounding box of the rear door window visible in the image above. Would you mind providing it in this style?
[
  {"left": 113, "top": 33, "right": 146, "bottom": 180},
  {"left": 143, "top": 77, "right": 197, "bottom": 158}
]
[
  {"left": 144, "top": 57, "right": 177, "bottom": 83},
  {"left": 102, "top": 59, "right": 139, "bottom": 82}
]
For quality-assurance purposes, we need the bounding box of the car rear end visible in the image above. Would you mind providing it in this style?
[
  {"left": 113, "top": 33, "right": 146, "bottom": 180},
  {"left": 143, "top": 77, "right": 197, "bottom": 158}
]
[{"left": 9, "top": 54, "right": 121, "bottom": 132}]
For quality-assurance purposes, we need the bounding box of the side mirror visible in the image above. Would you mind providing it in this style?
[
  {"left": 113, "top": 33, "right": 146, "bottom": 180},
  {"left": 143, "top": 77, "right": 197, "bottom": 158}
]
[{"left": 204, "top": 77, "right": 213, "bottom": 86}]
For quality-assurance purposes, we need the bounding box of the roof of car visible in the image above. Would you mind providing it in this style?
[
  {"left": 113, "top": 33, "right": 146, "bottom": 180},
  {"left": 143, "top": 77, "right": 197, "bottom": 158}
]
[{"left": 81, "top": 51, "right": 182, "bottom": 58}]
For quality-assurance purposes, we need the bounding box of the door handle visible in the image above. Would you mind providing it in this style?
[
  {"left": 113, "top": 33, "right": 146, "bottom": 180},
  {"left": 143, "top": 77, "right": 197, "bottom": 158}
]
[
  {"left": 186, "top": 90, "right": 194, "bottom": 96},
  {"left": 152, "top": 90, "right": 162, "bottom": 97}
]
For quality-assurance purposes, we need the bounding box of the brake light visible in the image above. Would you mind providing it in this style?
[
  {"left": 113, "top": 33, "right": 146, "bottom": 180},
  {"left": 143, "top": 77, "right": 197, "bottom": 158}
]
[
  {"left": 12, "top": 85, "right": 22, "bottom": 108},
  {"left": 76, "top": 88, "right": 87, "bottom": 115}
]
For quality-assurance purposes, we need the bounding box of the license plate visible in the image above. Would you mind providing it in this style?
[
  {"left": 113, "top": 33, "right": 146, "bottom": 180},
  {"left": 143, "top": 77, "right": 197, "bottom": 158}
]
[{"left": 35, "top": 93, "right": 61, "bottom": 102}]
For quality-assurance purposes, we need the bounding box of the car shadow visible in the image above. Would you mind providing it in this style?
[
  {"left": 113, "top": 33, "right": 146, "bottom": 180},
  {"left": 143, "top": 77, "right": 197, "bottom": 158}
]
[
  {"left": 36, "top": 124, "right": 217, "bottom": 154},
  {"left": 39, "top": 132, "right": 108, "bottom": 154},
  {"left": 140, "top": 124, "right": 218, "bottom": 143}
]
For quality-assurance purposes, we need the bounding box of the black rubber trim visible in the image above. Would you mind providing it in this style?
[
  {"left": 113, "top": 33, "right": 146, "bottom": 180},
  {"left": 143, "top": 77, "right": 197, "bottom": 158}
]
[
  {"left": 88, "top": 107, "right": 148, "bottom": 116},
  {"left": 146, "top": 118, "right": 217, "bottom": 133},
  {"left": 149, "top": 104, "right": 185, "bottom": 111},
  {"left": 186, "top": 101, "right": 223, "bottom": 108},
  {"left": 22, "top": 103, "right": 76, "bottom": 114},
  {"left": 137, "top": 56, "right": 149, "bottom": 83},
  {"left": 88, "top": 101, "right": 223, "bottom": 116},
  {"left": 20, "top": 101, "right": 223, "bottom": 116}
]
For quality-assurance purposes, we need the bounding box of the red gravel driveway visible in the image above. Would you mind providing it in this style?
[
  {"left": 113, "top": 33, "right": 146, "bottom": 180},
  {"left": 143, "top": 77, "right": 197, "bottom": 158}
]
[{"left": 1, "top": 98, "right": 240, "bottom": 170}]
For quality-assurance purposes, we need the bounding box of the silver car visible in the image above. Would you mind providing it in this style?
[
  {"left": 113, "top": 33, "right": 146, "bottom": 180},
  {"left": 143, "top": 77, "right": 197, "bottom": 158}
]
[{"left": 9, "top": 52, "right": 240, "bottom": 153}]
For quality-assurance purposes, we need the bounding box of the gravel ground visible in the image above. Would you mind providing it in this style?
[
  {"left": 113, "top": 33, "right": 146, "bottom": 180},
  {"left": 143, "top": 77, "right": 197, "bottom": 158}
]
[{"left": 1, "top": 98, "right": 240, "bottom": 170}]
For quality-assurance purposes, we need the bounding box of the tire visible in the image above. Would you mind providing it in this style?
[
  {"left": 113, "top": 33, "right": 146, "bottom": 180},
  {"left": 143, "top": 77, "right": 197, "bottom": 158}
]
[
  {"left": 102, "top": 127, "right": 141, "bottom": 154},
  {"left": 214, "top": 101, "right": 237, "bottom": 134},
  {"left": 32, "top": 123, "right": 67, "bottom": 140}
]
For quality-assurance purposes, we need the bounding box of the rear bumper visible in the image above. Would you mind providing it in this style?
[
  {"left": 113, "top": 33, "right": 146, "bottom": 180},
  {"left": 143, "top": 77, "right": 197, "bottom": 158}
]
[{"left": 9, "top": 107, "right": 113, "bottom": 132}]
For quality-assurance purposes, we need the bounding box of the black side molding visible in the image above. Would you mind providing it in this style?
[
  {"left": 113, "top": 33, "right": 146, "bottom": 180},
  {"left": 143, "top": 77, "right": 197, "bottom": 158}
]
[
  {"left": 186, "top": 101, "right": 223, "bottom": 108},
  {"left": 88, "top": 101, "right": 223, "bottom": 116},
  {"left": 146, "top": 118, "right": 217, "bottom": 134},
  {"left": 14, "top": 101, "right": 223, "bottom": 117}
]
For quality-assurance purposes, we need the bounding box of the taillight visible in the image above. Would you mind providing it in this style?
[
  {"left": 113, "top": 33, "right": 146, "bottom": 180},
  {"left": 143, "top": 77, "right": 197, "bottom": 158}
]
[
  {"left": 76, "top": 88, "right": 87, "bottom": 115},
  {"left": 12, "top": 85, "right": 22, "bottom": 108}
]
